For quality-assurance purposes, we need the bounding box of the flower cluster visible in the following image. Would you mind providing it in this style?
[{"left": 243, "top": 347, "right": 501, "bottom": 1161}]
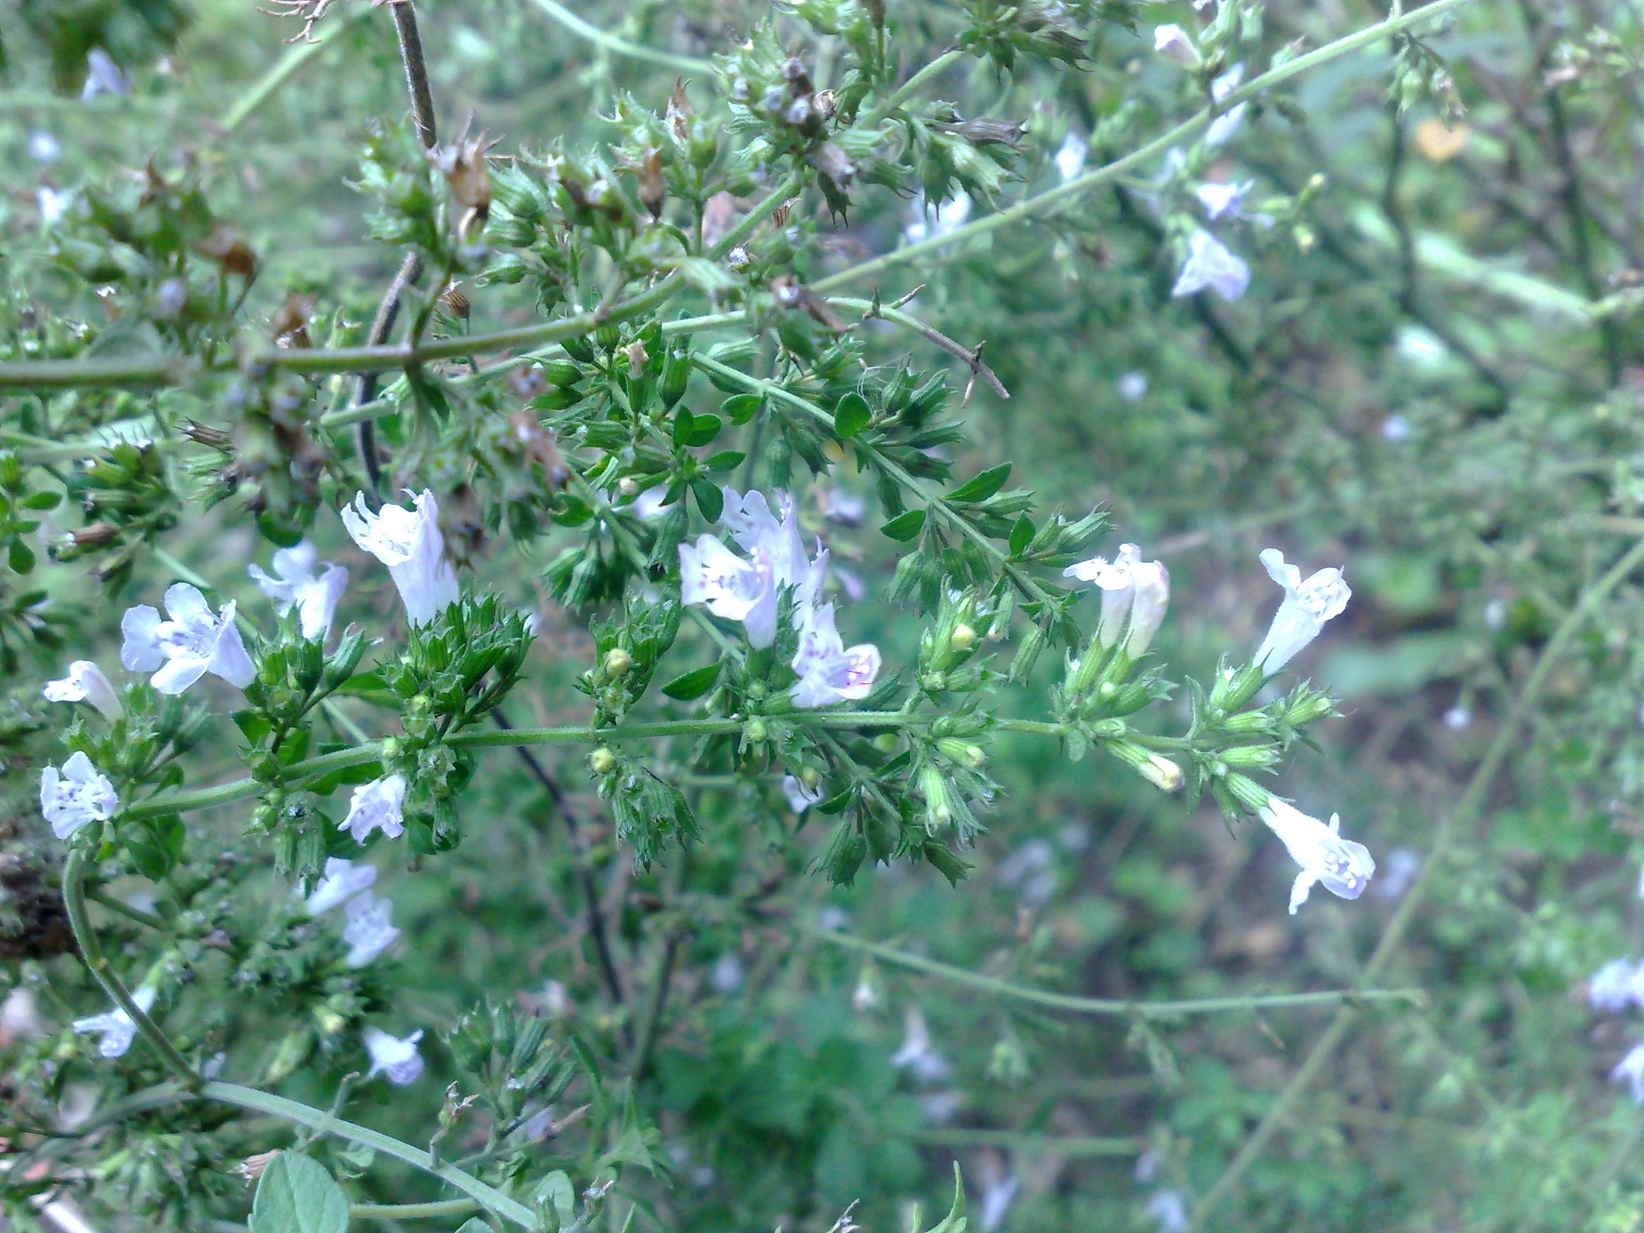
[
  {"left": 681, "top": 487, "right": 880, "bottom": 707},
  {"left": 303, "top": 858, "right": 400, "bottom": 968}
]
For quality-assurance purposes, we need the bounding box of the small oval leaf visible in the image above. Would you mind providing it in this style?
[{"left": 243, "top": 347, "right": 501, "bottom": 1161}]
[
  {"left": 249, "top": 1152, "right": 349, "bottom": 1233},
  {"left": 946, "top": 462, "right": 1012, "bottom": 503},
  {"left": 880, "top": 508, "right": 926, "bottom": 541},
  {"left": 834, "top": 392, "right": 871, "bottom": 439},
  {"left": 661, "top": 663, "right": 720, "bottom": 700}
]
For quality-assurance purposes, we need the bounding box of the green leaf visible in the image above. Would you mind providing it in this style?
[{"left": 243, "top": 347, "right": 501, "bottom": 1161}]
[
  {"left": 8, "top": 538, "right": 34, "bottom": 573},
  {"left": 834, "top": 391, "right": 871, "bottom": 438},
  {"left": 1008, "top": 513, "right": 1034, "bottom": 556},
  {"left": 249, "top": 1152, "right": 348, "bottom": 1233},
  {"left": 946, "top": 462, "right": 1011, "bottom": 502},
  {"left": 257, "top": 513, "right": 304, "bottom": 548},
  {"left": 721, "top": 393, "right": 762, "bottom": 424},
  {"left": 702, "top": 450, "right": 745, "bottom": 473},
  {"left": 233, "top": 711, "right": 273, "bottom": 745},
  {"left": 455, "top": 1221, "right": 498, "bottom": 1233},
  {"left": 880, "top": 509, "right": 926, "bottom": 541},
  {"left": 19, "top": 490, "right": 61, "bottom": 510},
  {"left": 532, "top": 1170, "right": 577, "bottom": 1229},
  {"left": 681, "top": 413, "right": 722, "bottom": 447},
  {"left": 661, "top": 663, "right": 719, "bottom": 700},
  {"left": 691, "top": 478, "right": 723, "bottom": 522}
]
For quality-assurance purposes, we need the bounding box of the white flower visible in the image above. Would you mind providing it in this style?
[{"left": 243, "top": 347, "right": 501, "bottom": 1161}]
[
  {"left": 782, "top": 774, "right": 822, "bottom": 814},
  {"left": 1195, "top": 179, "right": 1254, "bottom": 221},
  {"left": 40, "top": 751, "right": 118, "bottom": 839},
  {"left": 72, "top": 986, "right": 156, "bottom": 1059},
  {"left": 791, "top": 603, "right": 880, "bottom": 708},
  {"left": 42, "top": 660, "right": 122, "bottom": 721},
  {"left": 120, "top": 583, "right": 256, "bottom": 694},
  {"left": 1153, "top": 24, "right": 1201, "bottom": 68},
  {"left": 28, "top": 130, "right": 60, "bottom": 163},
  {"left": 340, "top": 775, "right": 407, "bottom": 844},
  {"left": 248, "top": 542, "right": 348, "bottom": 640},
  {"left": 1117, "top": 372, "right": 1149, "bottom": 401},
  {"left": 1054, "top": 130, "right": 1088, "bottom": 182},
  {"left": 1589, "top": 958, "right": 1643, "bottom": 1014},
  {"left": 362, "top": 1025, "right": 424, "bottom": 1084},
  {"left": 340, "top": 489, "right": 459, "bottom": 626},
  {"left": 36, "top": 186, "right": 73, "bottom": 226},
  {"left": 1206, "top": 63, "right": 1247, "bottom": 146},
  {"left": 1613, "top": 1043, "right": 1644, "bottom": 1104},
  {"left": 1253, "top": 548, "right": 1351, "bottom": 674},
  {"left": 1063, "top": 543, "right": 1168, "bottom": 653},
  {"left": 979, "top": 1172, "right": 1019, "bottom": 1232},
  {"left": 1145, "top": 1189, "right": 1188, "bottom": 1233},
  {"left": 1171, "top": 229, "right": 1250, "bottom": 302},
  {"left": 1258, "top": 798, "right": 1376, "bottom": 914},
  {"left": 342, "top": 890, "right": 400, "bottom": 967},
  {"left": 680, "top": 534, "right": 771, "bottom": 629},
  {"left": 304, "top": 858, "right": 379, "bottom": 916}
]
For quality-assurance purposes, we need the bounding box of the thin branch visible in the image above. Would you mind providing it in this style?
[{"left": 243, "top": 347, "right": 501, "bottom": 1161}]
[
  {"left": 807, "top": 927, "right": 1424, "bottom": 1018},
  {"left": 521, "top": 0, "right": 714, "bottom": 76},
  {"left": 490, "top": 709, "right": 628, "bottom": 1016},
  {"left": 855, "top": 297, "right": 1010, "bottom": 400}
]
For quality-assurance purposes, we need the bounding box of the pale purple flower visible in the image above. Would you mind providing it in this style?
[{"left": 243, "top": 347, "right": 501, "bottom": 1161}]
[
  {"left": 1145, "top": 1189, "right": 1188, "bottom": 1233},
  {"left": 1258, "top": 798, "right": 1375, "bottom": 914},
  {"left": 248, "top": 541, "right": 348, "bottom": 640},
  {"left": 680, "top": 534, "right": 771, "bottom": 630},
  {"left": 979, "top": 1172, "right": 1019, "bottom": 1232},
  {"left": 1253, "top": 548, "right": 1351, "bottom": 674},
  {"left": 1206, "top": 63, "right": 1247, "bottom": 145},
  {"left": 890, "top": 1007, "right": 949, "bottom": 1082},
  {"left": 36, "top": 186, "right": 73, "bottom": 226},
  {"left": 303, "top": 858, "right": 379, "bottom": 916},
  {"left": 782, "top": 774, "right": 822, "bottom": 814},
  {"left": 362, "top": 1025, "right": 424, "bottom": 1084},
  {"left": 40, "top": 751, "right": 118, "bottom": 839},
  {"left": 72, "top": 986, "right": 156, "bottom": 1059},
  {"left": 1117, "top": 372, "right": 1149, "bottom": 401},
  {"left": 1171, "top": 230, "right": 1250, "bottom": 301},
  {"left": 1590, "top": 958, "right": 1643, "bottom": 1014},
  {"left": 339, "top": 775, "right": 407, "bottom": 844},
  {"left": 1127, "top": 560, "right": 1170, "bottom": 656},
  {"left": 682, "top": 489, "right": 827, "bottom": 648},
  {"left": 1373, "top": 846, "right": 1421, "bottom": 901},
  {"left": 1613, "top": 1043, "right": 1644, "bottom": 1104},
  {"left": 1153, "top": 24, "right": 1200, "bottom": 68},
  {"left": 120, "top": 583, "right": 255, "bottom": 694},
  {"left": 81, "top": 49, "right": 128, "bottom": 100},
  {"left": 43, "top": 661, "right": 122, "bottom": 721},
  {"left": 791, "top": 602, "right": 880, "bottom": 708},
  {"left": 340, "top": 489, "right": 458, "bottom": 626},
  {"left": 1443, "top": 704, "right": 1471, "bottom": 730},
  {"left": 903, "top": 190, "right": 972, "bottom": 243},
  {"left": 342, "top": 890, "right": 400, "bottom": 967},
  {"left": 28, "top": 130, "right": 60, "bottom": 163},
  {"left": 1195, "top": 179, "right": 1254, "bottom": 221}
]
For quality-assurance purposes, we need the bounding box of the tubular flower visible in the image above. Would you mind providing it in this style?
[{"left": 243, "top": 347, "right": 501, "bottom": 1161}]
[
  {"left": 340, "top": 489, "right": 459, "bottom": 626},
  {"left": 1253, "top": 548, "right": 1351, "bottom": 674},
  {"left": 72, "top": 986, "right": 157, "bottom": 1059},
  {"left": 249, "top": 541, "right": 349, "bottom": 640},
  {"left": 120, "top": 583, "right": 255, "bottom": 694},
  {"left": 40, "top": 751, "right": 119, "bottom": 839},
  {"left": 1063, "top": 543, "right": 1168, "bottom": 654},
  {"left": 303, "top": 857, "right": 379, "bottom": 916},
  {"left": 1258, "top": 798, "right": 1376, "bottom": 914},
  {"left": 679, "top": 488, "right": 827, "bottom": 648},
  {"left": 1171, "top": 229, "right": 1250, "bottom": 302},
  {"left": 362, "top": 1025, "right": 425, "bottom": 1085},
  {"left": 42, "top": 660, "right": 122, "bottom": 721},
  {"left": 791, "top": 602, "right": 881, "bottom": 708},
  {"left": 342, "top": 890, "right": 400, "bottom": 967},
  {"left": 339, "top": 774, "right": 407, "bottom": 844}
]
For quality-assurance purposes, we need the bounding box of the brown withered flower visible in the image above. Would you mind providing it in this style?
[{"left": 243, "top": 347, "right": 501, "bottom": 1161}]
[
  {"left": 429, "top": 129, "right": 499, "bottom": 241},
  {"left": 198, "top": 222, "right": 258, "bottom": 280},
  {"left": 769, "top": 275, "right": 846, "bottom": 332},
  {"left": 439, "top": 281, "right": 471, "bottom": 321},
  {"left": 270, "top": 292, "right": 315, "bottom": 348}
]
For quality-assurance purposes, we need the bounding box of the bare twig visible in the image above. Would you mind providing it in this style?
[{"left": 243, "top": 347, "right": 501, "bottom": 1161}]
[
  {"left": 856, "top": 297, "right": 1010, "bottom": 401},
  {"left": 354, "top": 0, "right": 440, "bottom": 497}
]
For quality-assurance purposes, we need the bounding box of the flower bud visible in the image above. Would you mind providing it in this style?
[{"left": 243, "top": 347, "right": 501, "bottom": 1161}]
[
  {"left": 603, "top": 647, "right": 634, "bottom": 677},
  {"left": 589, "top": 747, "right": 618, "bottom": 775},
  {"left": 950, "top": 623, "right": 977, "bottom": 652}
]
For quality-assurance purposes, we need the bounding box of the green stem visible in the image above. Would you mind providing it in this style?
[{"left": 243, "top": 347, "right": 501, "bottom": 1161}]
[
  {"left": 807, "top": 928, "right": 1424, "bottom": 1018},
  {"left": 352, "top": 1197, "right": 480, "bottom": 1220},
  {"left": 860, "top": 47, "right": 965, "bottom": 128},
  {"left": 810, "top": 0, "right": 1479, "bottom": 295},
  {"left": 522, "top": 0, "right": 714, "bottom": 76},
  {"left": 1184, "top": 530, "right": 1644, "bottom": 1230},
  {"left": 61, "top": 850, "right": 202, "bottom": 1087},
  {"left": 708, "top": 170, "right": 803, "bottom": 259},
  {"left": 199, "top": 1082, "right": 537, "bottom": 1229},
  {"left": 909, "top": 1128, "right": 1143, "bottom": 1156},
  {"left": 85, "top": 888, "right": 168, "bottom": 931}
]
